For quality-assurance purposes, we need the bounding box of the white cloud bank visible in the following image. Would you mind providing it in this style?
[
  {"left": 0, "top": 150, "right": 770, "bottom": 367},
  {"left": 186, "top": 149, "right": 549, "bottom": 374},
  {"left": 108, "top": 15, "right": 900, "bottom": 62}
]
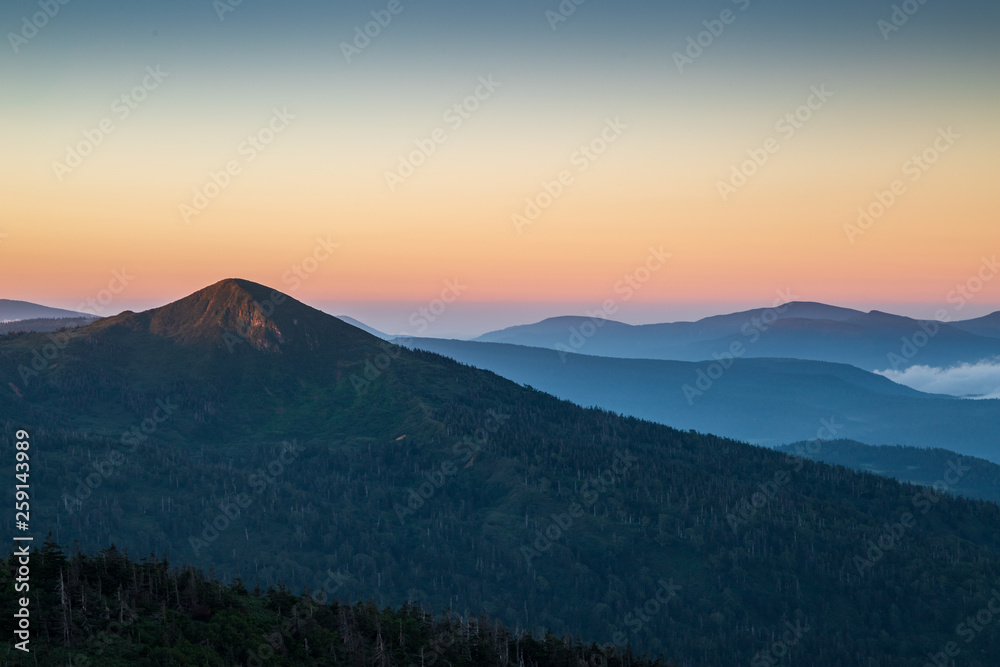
[{"left": 876, "top": 359, "right": 1000, "bottom": 399}]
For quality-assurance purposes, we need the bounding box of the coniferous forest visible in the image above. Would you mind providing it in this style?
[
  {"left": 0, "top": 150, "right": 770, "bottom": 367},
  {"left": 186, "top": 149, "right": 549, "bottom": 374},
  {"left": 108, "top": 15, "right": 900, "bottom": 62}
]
[
  {"left": 0, "top": 538, "right": 670, "bottom": 666},
  {"left": 2, "top": 280, "right": 1000, "bottom": 664},
  {"left": 6, "top": 0, "right": 997, "bottom": 662}
]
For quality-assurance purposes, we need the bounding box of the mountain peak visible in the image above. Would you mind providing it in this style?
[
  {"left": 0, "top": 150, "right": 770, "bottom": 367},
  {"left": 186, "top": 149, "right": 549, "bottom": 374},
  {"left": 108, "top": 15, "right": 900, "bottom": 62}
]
[
  {"left": 142, "top": 279, "right": 288, "bottom": 350},
  {"left": 199, "top": 277, "right": 275, "bottom": 304},
  {"left": 97, "top": 279, "right": 370, "bottom": 354}
]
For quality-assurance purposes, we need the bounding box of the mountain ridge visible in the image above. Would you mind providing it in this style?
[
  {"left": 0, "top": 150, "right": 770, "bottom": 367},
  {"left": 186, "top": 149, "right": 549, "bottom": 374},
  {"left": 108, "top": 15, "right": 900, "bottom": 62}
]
[
  {"left": 0, "top": 298, "right": 97, "bottom": 322},
  {"left": 78, "top": 278, "right": 379, "bottom": 362},
  {"left": 469, "top": 302, "right": 1000, "bottom": 371},
  {"left": 396, "top": 335, "right": 1000, "bottom": 460},
  {"left": 5, "top": 280, "right": 1000, "bottom": 663}
]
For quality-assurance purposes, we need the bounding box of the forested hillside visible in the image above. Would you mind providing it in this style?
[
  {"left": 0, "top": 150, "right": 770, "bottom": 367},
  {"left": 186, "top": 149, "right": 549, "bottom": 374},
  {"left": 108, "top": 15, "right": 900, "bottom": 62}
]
[
  {"left": 778, "top": 439, "right": 1000, "bottom": 503},
  {"left": 2, "top": 280, "right": 1000, "bottom": 664},
  {"left": 0, "top": 540, "right": 668, "bottom": 666},
  {"left": 397, "top": 336, "right": 1000, "bottom": 458}
]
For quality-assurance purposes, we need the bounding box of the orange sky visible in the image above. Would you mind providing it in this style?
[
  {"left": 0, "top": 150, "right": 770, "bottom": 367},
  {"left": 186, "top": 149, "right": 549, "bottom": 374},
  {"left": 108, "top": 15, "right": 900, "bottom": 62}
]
[{"left": 2, "top": 1, "right": 998, "bottom": 330}]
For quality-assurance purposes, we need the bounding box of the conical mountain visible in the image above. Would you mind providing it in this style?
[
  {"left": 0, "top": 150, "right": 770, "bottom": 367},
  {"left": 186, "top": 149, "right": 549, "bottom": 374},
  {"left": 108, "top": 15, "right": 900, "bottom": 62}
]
[
  {"left": 86, "top": 277, "right": 372, "bottom": 355},
  {"left": 1, "top": 279, "right": 400, "bottom": 442}
]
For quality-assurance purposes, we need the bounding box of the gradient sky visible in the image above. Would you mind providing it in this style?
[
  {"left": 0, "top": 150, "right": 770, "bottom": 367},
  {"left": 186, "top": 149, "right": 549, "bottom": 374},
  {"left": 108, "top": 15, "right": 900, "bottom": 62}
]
[{"left": 2, "top": 0, "right": 998, "bottom": 337}]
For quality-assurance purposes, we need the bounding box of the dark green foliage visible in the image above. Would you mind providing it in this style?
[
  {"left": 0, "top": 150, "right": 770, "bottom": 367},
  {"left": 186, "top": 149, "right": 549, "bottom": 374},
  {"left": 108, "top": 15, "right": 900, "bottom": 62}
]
[
  {"left": 779, "top": 439, "right": 1000, "bottom": 503},
  {"left": 2, "top": 280, "right": 1000, "bottom": 664},
  {"left": 0, "top": 542, "right": 667, "bottom": 666}
]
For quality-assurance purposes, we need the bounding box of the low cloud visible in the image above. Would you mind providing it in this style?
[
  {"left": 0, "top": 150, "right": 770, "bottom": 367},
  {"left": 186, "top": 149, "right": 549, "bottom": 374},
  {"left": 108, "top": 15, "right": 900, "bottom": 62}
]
[{"left": 876, "top": 359, "right": 1000, "bottom": 399}]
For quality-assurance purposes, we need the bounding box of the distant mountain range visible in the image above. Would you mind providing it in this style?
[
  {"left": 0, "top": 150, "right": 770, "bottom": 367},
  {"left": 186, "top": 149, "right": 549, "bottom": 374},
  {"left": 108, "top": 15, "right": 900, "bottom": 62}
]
[
  {"left": 953, "top": 311, "right": 1000, "bottom": 339},
  {"left": 470, "top": 301, "right": 1000, "bottom": 372},
  {"left": 6, "top": 279, "right": 1000, "bottom": 663},
  {"left": 0, "top": 298, "right": 96, "bottom": 322},
  {"left": 397, "top": 336, "right": 1000, "bottom": 461},
  {"left": 0, "top": 316, "right": 98, "bottom": 334}
]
